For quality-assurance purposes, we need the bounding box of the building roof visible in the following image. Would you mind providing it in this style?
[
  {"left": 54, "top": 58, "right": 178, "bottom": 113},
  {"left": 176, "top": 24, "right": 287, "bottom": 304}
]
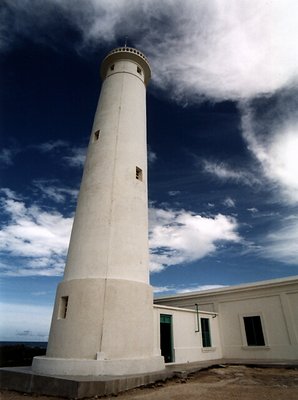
[{"left": 155, "top": 275, "right": 298, "bottom": 302}]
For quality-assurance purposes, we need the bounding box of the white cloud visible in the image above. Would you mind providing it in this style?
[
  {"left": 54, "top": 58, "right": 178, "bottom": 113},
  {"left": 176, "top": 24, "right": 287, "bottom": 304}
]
[
  {"left": 178, "top": 285, "right": 226, "bottom": 294},
  {"left": 146, "top": 0, "right": 298, "bottom": 100},
  {"left": 153, "top": 286, "right": 172, "bottom": 294},
  {"left": 0, "top": 191, "right": 241, "bottom": 276},
  {"left": 32, "top": 141, "right": 87, "bottom": 168},
  {"left": 260, "top": 216, "right": 298, "bottom": 265},
  {"left": 10, "top": 140, "right": 86, "bottom": 169},
  {"left": 149, "top": 206, "right": 241, "bottom": 272},
  {"left": 0, "top": 302, "right": 52, "bottom": 341},
  {"left": 0, "top": 148, "right": 14, "bottom": 165},
  {"left": 247, "top": 207, "right": 258, "bottom": 214},
  {"left": 85, "top": 0, "right": 298, "bottom": 100},
  {"left": 0, "top": 191, "right": 73, "bottom": 276},
  {"left": 168, "top": 191, "right": 180, "bottom": 197},
  {"left": 202, "top": 159, "right": 259, "bottom": 186},
  {"left": 31, "top": 291, "right": 48, "bottom": 296},
  {"left": 223, "top": 197, "right": 236, "bottom": 208},
  {"left": 2, "top": 1, "right": 298, "bottom": 100},
  {"left": 148, "top": 150, "right": 157, "bottom": 164},
  {"left": 153, "top": 283, "right": 227, "bottom": 295},
  {"left": 241, "top": 103, "right": 298, "bottom": 204},
  {"left": 33, "top": 180, "right": 79, "bottom": 203},
  {"left": 34, "top": 140, "right": 68, "bottom": 152},
  {"left": 0, "top": 188, "right": 21, "bottom": 200},
  {"left": 0, "top": 145, "right": 20, "bottom": 166},
  {"left": 63, "top": 147, "right": 86, "bottom": 167}
]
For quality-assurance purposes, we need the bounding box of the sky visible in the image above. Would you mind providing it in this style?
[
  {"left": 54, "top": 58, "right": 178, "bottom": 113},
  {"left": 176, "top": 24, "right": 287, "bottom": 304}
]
[{"left": 0, "top": 0, "right": 298, "bottom": 341}]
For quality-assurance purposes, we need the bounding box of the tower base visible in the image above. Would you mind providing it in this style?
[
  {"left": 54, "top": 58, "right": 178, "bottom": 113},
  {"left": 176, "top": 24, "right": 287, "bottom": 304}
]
[{"left": 32, "top": 355, "right": 165, "bottom": 376}]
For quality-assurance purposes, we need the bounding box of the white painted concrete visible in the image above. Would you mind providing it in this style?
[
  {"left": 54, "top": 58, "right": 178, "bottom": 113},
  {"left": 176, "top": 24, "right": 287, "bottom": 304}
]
[
  {"left": 33, "top": 355, "right": 164, "bottom": 376},
  {"left": 153, "top": 305, "right": 222, "bottom": 364},
  {"left": 32, "top": 47, "right": 164, "bottom": 376},
  {"left": 155, "top": 276, "right": 298, "bottom": 362},
  {"left": 64, "top": 55, "right": 150, "bottom": 284},
  {"left": 44, "top": 279, "right": 158, "bottom": 360}
]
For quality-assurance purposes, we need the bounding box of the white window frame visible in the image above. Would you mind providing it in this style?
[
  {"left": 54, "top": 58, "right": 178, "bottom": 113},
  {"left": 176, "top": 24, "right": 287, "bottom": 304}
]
[{"left": 239, "top": 312, "right": 270, "bottom": 349}]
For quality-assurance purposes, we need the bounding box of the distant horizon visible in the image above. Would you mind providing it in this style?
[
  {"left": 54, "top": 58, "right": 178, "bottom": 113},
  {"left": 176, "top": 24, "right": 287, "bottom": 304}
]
[
  {"left": 0, "top": 340, "right": 47, "bottom": 345},
  {"left": 2, "top": 275, "right": 298, "bottom": 341}
]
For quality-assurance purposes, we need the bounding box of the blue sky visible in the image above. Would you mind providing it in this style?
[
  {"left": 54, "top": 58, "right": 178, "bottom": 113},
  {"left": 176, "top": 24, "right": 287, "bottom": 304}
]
[{"left": 1, "top": 0, "right": 298, "bottom": 341}]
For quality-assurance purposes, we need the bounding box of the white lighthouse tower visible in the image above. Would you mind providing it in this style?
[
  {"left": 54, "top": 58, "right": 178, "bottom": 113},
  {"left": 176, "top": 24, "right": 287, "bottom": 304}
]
[{"left": 33, "top": 47, "right": 164, "bottom": 376}]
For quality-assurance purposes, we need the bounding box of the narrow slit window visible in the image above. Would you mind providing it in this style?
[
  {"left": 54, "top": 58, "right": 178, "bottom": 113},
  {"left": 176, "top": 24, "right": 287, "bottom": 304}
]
[
  {"left": 137, "top": 66, "right": 142, "bottom": 74},
  {"left": 110, "top": 64, "right": 115, "bottom": 71},
  {"left": 136, "top": 167, "right": 143, "bottom": 181},
  {"left": 243, "top": 316, "right": 265, "bottom": 346},
  {"left": 93, "top": 130, "right": 100, "bottom": 141},
  {"left": 58, "top": 296, "right": 68, "bottom": 319}
]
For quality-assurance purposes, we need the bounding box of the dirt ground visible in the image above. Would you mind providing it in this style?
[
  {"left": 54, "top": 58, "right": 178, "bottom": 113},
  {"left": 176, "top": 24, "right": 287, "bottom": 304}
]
[{"left": 1, "top": 365, "right": 298, "bottom": 400}]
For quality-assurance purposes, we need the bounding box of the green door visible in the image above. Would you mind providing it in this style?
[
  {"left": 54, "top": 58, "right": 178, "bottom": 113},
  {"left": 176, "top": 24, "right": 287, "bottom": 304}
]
[{"left": 160, "top": 314, "right": 173, "bottom": 363}]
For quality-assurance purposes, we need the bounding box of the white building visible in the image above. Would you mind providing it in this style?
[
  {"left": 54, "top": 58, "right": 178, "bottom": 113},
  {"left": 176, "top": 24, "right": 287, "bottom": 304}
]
[{"left": 154, "top": 276, "right": 298, "bottom": 363}]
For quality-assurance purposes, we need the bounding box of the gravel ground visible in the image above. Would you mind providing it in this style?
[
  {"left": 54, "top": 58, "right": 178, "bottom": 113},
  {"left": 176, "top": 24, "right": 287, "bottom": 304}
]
[{"left": 1, "top": 365, "right": 298, "bottom": 400}]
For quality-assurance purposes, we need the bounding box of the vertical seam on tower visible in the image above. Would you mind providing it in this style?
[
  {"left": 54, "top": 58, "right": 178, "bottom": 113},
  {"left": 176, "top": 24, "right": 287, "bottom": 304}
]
[{"left": 98, "top": 68, "right": 125, "bottom": 354}]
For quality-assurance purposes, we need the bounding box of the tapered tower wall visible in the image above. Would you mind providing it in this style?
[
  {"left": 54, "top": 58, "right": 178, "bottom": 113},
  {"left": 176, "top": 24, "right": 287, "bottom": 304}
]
[
  {"left": 64, "top": 56, "right": 150, "bottom": 283},
  {"left": 32, "top": 48, "right": 164, "bottom": 376}
]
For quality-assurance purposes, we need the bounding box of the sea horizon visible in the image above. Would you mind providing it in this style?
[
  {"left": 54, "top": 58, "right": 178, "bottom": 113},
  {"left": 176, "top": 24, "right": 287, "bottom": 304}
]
[{"left": 0, "top": 341, "right": 48, "bottom": 348}]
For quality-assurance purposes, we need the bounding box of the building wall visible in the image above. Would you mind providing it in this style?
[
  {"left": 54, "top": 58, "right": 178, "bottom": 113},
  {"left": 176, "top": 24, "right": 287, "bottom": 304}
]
[
  {"left": 153, "top": 305, "right": 222, "bottom": 364},
  {"left": 154, "top": 277, "right": 298, "bottom": 362}
]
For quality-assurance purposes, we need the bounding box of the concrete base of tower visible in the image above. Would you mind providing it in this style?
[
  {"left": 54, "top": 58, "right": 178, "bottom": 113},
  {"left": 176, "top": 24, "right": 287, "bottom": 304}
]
[{"left": 32, "top": 355, "right": 165, "bottom": 376}]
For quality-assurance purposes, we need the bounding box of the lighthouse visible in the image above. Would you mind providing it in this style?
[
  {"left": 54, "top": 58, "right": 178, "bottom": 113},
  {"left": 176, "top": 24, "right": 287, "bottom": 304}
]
[{"left": 33, "top": 47, "right": 164, "bottom": 376}]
